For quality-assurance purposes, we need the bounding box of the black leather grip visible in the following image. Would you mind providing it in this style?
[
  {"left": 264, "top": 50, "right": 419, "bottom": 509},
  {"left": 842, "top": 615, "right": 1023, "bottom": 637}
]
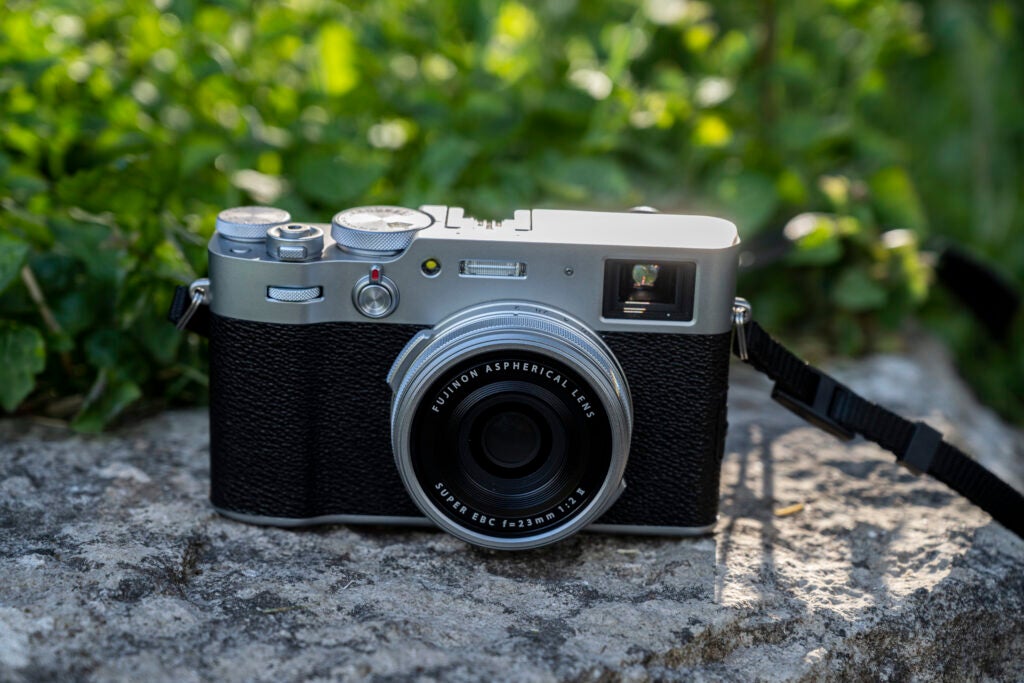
[
  {"left": 598, "top": 331, "right": 731, "bottom": 527},
  {"left": 208, "top": 313, "right": 731, "bottom": 529},
  {"left": 209, "top": 314, "right": 427, "bottom": 519}
]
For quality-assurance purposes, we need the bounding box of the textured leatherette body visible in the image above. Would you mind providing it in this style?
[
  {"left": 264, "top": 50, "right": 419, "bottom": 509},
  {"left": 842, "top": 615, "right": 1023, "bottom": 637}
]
[
  {"left": 209, "top": 314, "right": 731, "bottom": 529},
  {"left": 598, "top": 332, "right": 730, "bottom": 527}
]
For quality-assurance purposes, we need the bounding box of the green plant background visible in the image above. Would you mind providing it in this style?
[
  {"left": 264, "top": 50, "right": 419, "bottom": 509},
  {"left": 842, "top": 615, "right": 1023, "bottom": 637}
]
[{"left": 1, "top": 0, "right": 1022, "bottom": 431}]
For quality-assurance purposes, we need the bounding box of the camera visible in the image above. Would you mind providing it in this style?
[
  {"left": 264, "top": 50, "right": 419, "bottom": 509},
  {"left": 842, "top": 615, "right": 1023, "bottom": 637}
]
[{"left": 203, "top": 204, "right": 739, "bottom": 549}]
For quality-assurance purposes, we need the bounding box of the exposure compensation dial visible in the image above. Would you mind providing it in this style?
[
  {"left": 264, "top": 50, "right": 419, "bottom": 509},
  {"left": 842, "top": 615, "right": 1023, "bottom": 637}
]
[{"left": 215, "top": 206, "right": 291, "bottom": 242}]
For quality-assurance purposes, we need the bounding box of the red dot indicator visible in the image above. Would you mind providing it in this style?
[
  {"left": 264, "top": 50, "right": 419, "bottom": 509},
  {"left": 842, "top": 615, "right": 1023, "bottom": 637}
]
[{"left": 370, "top": 265, "right": 382, "bottom": 282}]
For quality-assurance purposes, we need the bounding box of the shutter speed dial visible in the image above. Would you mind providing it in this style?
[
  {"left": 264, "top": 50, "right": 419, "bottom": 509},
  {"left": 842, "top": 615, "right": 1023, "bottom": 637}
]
[
  {"left": 332, "top": 206, "right": 433, "bottom": 255},
  {"left": 353, "top": 265, "right": 399, "bottom": 318}
]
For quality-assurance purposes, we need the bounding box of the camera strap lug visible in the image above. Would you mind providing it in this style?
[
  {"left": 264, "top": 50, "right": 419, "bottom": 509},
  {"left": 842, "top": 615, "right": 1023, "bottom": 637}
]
[
  {"left": 731, "top": 298, "right": 752, "bottom": 361},
  {"left": 732, "top": 304, "right": 1024, "bottom": 540},
  {"left": 169, "top": 278, "right": 211, "bottom": 337}
]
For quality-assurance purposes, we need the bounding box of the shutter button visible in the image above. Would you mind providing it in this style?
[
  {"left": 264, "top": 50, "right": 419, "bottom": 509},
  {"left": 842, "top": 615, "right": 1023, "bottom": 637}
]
[{"left": 353, "top": 265, "right": 398, "bottom": 318}]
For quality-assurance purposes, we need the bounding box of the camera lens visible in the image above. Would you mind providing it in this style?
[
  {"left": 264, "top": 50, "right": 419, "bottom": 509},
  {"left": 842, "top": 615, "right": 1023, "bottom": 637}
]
[
  {"left": 389, "top": 303, "right": 632, "bottom": 550},
  {"left": 479, "top": 407, "right": 543, "bottom": 470},
  {"left": 424, "top": 369, "right": 596, "bottom": 518}
]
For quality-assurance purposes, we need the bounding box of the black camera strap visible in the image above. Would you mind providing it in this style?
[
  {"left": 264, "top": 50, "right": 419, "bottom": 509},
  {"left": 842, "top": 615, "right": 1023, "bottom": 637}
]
[{"left": 731, "top": 311, "right": 1024, "bottom": 540}]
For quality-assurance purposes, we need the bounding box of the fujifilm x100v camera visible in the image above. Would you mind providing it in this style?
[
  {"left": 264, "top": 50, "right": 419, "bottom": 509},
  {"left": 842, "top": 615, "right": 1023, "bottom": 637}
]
[{"left": 195, "top": 204, "right": 739, "bottom": 550}]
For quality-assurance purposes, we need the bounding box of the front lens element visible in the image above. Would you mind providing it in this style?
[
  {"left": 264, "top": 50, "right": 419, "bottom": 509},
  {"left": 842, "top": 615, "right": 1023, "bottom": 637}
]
[
  {"left": 410, "top": 353, "right": 613, "bottom": 534},
  {"left": 389, "top": 303, "right": 632, "bottom": 550},
  {"left": 479, "top": 406, "right": 543, "bottom": 470}
]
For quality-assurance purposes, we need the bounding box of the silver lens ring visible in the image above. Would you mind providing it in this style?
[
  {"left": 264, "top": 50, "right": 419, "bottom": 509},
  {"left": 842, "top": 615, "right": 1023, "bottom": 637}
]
[{"left": 390, "top": 302, "right": 632, "bottom": 550}]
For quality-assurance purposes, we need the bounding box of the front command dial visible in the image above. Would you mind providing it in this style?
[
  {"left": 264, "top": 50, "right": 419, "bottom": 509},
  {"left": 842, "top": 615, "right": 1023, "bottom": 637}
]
[{"left": 331, "top": 205, "right": 433, "bottom": 255}]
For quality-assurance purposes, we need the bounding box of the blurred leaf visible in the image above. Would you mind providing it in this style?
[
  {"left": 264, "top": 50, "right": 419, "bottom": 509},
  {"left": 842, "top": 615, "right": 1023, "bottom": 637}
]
[
  {"left": 716, "top": 171, "right": 778, "bottom": 234},
  {"left": 84, "top": 329, "right": 122, "bottom": 369},
  {"left": 692, "top": 114, "right": 732, "bottom": 147},
  {"left": 151, "top": 240, "right": 195, "bottom": 282},
  {"left": 48, "top": 219, "right": 126, "bottom": 285},
  {"left": 832, "top": 267, "right": 888, "bottom": 311},
  {"left": 55, "top": 158, "right": 162, "bottom": 222},
  {"left": 72, "top": 371, "right": 142, "bottom": 433},
  {"left": 819, "top": 176, "right": 851, "bottom": 209},
  {"left": 833, "top": 313, "right": 867, "bottom": 356},
  {"left": 0, "top": 322, "right": 45, "bottom": 412},
  {"left": 774, "top": 114, "right": 850, "bottom": 154},
  {"left": 869, "top": 167, "right": 926, "bottom": 232},
  {"left": 3, "top": 204, "right": 54, "bottom": 245},
  {"left": 181, "top": 138, "right": 223, "bottom": 177},
  {"left": 294, "top": 152, "right": 387, "bottom": 205},
  {"left": 402, "top": 137, "right": 479, "bottom": 205},
  {"left": 538, "top": 155, "right": 631, "bottom": 203},
  {"left": 684, "top": 25, "right": 717, "bottom": 53},
  {"left": 135, "top": 313, "right": 181, "bottom": 365},
  {"left": 776, "top": 169, "right": 809, "bottom": 206},
  {"left": 52, "top": 289, "right": 97, "bottom": 336},
  {"left": 0, "top": 233, "right": 30, "bottom": 294},
  {"left": 786, "top": 220, "right": 843, "bottom": 266},
  {"left": 317, "top": 23, "right": 359, "bottom": 96}
]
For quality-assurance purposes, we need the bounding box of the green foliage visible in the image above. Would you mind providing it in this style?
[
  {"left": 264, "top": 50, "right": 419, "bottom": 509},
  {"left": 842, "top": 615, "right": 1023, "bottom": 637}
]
[
  {"left": 0, "top": 0, "right": 1022, "bottom": 427},
  {"left": 0, "top": 322, "right": 45, "bottom": 411}
]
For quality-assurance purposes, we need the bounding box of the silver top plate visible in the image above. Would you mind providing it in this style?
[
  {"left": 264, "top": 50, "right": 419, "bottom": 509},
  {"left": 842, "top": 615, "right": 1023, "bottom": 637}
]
[{"left": 209, "top": 205, "right": 740, "bottom": 335}]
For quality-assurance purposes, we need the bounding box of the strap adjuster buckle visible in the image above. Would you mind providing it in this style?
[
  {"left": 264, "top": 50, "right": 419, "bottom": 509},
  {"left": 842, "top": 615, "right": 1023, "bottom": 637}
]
[
  {"left": 771, "top": 370, "right": 855, "bottom": 442},
  {"left": 897, "top": 421, "right": 942, "bottom": 475}
]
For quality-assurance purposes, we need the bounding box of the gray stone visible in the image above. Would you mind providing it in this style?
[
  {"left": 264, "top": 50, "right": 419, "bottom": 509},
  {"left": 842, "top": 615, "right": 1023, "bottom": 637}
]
[{"left": 1, "top": 337, "right": 1022, "bottom": 682}]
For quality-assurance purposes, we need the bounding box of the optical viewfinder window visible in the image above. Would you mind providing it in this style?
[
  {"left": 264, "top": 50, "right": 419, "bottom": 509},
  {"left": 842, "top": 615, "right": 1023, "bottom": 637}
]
[{"left": 602, "top": 259, "right": 696, "bottom": 321}]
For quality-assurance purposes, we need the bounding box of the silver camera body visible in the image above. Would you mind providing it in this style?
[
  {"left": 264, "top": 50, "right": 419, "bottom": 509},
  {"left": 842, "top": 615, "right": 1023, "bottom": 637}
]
[{"left": 206, "top": 205, "right": 740, "bottom": 550}]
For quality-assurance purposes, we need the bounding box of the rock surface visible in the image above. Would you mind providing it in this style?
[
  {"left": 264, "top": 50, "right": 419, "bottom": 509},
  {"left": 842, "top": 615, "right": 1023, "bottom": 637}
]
[{"left": 1, "top": 339, "right": 1022, "bottom": 682}]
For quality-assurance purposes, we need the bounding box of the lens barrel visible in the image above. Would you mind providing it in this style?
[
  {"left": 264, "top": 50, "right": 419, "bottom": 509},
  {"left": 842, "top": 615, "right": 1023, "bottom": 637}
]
[{"left": 389, "top": 303, "right": 632, "bottom": 550}]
